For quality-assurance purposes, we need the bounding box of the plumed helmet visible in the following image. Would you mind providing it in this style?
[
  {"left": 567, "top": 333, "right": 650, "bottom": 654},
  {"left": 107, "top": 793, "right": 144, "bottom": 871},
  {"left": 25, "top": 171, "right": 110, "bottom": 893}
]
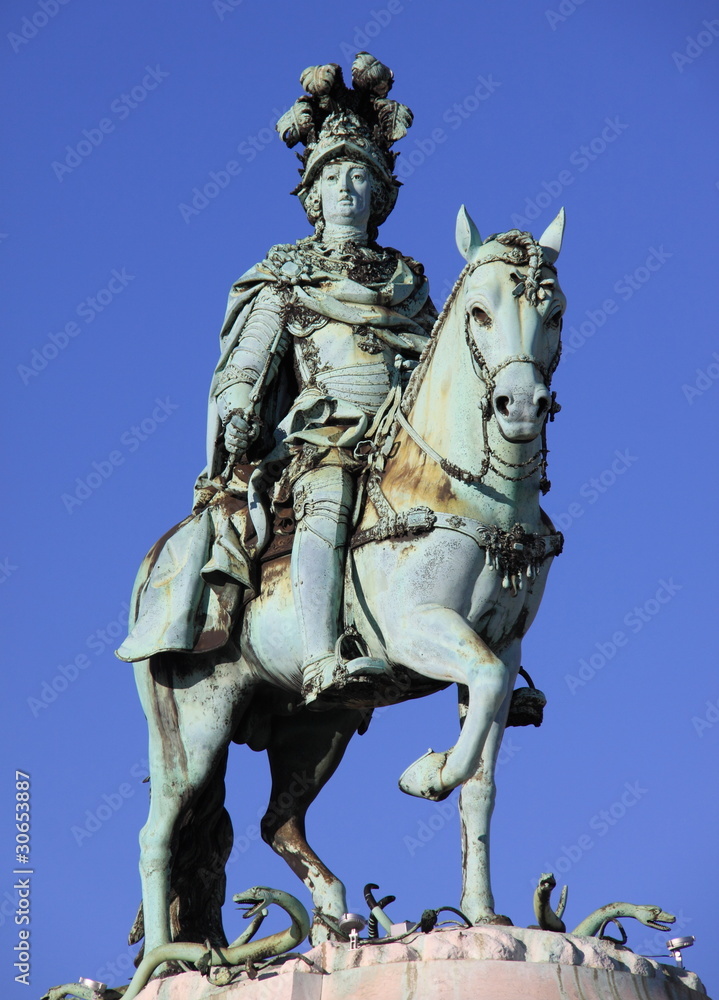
[{"left": 276, "top": 52, "right": 413, "bottom": 227}]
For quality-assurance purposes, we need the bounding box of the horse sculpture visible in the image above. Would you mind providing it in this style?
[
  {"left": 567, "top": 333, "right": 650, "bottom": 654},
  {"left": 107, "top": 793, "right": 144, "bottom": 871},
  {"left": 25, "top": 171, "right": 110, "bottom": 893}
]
[{"left": 128, "top": 206, "right": 567, "bottom": 960}]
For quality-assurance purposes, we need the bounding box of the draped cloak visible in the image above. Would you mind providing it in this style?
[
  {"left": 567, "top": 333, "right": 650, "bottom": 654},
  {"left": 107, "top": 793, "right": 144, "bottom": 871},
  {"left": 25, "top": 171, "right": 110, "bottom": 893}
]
[{"left": 116, "top": 241, "right": 433, "bottom": 663}]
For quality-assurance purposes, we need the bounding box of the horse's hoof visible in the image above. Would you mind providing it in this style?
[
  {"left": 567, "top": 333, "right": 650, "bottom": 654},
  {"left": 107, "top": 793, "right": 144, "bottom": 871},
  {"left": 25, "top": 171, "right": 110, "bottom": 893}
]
[{"left": 398, "top": 749, "right": 453, "bottom": 801}]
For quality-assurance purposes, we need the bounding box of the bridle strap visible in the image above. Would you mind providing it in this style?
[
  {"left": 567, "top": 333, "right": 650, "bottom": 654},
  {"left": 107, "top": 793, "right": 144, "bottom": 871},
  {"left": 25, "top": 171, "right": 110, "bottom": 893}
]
[{"left": 396, "top": 409, "right": 446, "bottom": 468}]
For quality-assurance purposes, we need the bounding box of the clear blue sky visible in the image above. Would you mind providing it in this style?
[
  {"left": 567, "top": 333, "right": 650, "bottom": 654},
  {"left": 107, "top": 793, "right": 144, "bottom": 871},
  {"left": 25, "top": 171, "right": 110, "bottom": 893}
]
[{"left": 2, "top": 0, "right": 718, "bottom": 995}]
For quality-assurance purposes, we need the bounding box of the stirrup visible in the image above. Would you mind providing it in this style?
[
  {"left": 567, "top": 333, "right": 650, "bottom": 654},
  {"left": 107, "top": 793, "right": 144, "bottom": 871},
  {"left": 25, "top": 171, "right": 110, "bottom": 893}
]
[
  {"left": 344, "top": 656, "right": 388, "bottom": 678},
  {"left": 334, "top": 626, "right": 390, "bottom": 680}
]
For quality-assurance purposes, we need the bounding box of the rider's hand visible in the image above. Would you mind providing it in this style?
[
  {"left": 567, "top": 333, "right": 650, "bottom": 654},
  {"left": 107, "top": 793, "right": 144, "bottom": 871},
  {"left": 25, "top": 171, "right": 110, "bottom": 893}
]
[
  {"left": 224, "top": 411, "right": 253, "bottom": 455},
  {"left": 217, "top": 382, "right": 258, "bottom": 456}
]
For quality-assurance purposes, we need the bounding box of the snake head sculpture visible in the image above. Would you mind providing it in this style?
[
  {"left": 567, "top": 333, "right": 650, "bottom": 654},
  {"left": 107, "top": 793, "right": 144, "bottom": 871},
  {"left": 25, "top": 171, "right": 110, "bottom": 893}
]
[
  {"left": 233, "top": 886, "right": 276, "bottom": 920},
  {"left": 537, "top": 872, "right": 556, "bottom": 892},
  {"left": 572, "top": 902, "right": 676, "bottom": 937},
  {"left": 534, "top": 872, "right": 568, "bottom": 932},
  {"left": 635, "top": 906, "right": 676, "bottom": 932}
]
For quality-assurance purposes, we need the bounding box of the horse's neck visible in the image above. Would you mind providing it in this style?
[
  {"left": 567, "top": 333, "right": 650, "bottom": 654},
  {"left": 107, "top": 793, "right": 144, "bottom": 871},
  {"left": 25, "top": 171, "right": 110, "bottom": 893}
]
[{"left": 381, "top": 302, "right": 545, "bottom": 532}]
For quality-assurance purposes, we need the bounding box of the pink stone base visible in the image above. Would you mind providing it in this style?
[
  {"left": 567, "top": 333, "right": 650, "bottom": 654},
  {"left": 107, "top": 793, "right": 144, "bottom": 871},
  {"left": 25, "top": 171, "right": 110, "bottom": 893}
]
[{"left": 134, "top": 926, "right": 709, "bottom": 1000}]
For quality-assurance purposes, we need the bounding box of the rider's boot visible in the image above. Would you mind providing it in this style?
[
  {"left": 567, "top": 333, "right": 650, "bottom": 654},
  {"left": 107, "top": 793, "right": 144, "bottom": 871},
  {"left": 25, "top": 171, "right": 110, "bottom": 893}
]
[{"left": 291, "top": 465, "right": 384, "bottom": 704}]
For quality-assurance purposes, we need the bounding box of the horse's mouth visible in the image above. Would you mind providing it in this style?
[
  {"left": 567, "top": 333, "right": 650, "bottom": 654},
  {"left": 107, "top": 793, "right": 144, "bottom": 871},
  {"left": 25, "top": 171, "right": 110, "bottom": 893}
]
[{"left": 493, "top": 410, "right": 546, "bottom": 443}]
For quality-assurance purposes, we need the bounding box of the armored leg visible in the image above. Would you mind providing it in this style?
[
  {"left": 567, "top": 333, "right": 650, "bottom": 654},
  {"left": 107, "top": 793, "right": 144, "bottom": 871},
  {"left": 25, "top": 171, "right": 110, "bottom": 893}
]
[{"left": 291, "top": 464, "right": 353, "bottom": 699}]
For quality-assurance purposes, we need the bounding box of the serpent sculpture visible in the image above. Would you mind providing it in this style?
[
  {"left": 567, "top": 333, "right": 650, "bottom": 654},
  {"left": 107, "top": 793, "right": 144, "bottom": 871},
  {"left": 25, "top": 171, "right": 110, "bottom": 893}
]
[
  {"left": 533, "top": 873, "right": 675, "bottom": 940},
  {"left": 533, "top": 872, "right": 569, "bottom": 932},
  {"left": 42, "top": 887, "right": 310, "bottom": 1000}
]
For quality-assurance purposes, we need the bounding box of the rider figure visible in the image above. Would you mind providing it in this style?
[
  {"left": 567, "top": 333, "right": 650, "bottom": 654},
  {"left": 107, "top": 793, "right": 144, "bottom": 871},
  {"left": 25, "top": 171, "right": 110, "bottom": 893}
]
[
  {"left": 117, "top": 54, "right": 436, "bottom": 701},
  {"left": 209, "top": 56, "right": 436, "bottom": 700}
]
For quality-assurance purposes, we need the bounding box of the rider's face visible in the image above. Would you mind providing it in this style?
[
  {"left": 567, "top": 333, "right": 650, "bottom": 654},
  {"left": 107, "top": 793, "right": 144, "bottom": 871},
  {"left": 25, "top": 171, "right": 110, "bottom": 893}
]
[{"left": 320, "top": 161, "right": 372, "bottom": 230}]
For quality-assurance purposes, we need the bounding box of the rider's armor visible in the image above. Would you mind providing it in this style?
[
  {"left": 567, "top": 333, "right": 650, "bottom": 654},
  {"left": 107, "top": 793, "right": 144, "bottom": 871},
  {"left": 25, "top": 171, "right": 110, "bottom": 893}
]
[{"left": 213, "top": 237, "right": 436, "bottom": 698}]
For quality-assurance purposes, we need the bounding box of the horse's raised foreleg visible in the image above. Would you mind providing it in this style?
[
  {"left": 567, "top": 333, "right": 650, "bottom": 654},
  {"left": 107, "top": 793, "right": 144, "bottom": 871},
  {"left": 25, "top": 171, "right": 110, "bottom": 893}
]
[
  {"left": 387, "top": 605, "right": 511, "bottom": 801},
  {"left": 458, "top": 641, "right": 521, "bottom": 925},
  {"left": 134, "top": 651, "right": 253, "bottom": 956},
  {"left": 261, "top": 707, "right": 364, "bottom": 942}
]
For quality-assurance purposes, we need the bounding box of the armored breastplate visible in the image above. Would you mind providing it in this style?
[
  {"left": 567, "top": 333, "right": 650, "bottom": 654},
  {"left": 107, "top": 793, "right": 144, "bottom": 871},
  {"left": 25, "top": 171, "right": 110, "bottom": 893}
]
[{"left": 293, "top": 319, "right": 395, "bottom": 412}]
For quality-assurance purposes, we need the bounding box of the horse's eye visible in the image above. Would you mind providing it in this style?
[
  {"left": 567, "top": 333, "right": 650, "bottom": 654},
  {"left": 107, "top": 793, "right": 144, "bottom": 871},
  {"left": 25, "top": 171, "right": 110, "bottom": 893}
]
[
  {"left": 472, "top": 306, "right": 491, "bottom": 327},
  {"left": 546, "top": 312, "right": 562, "bottom": 330}
]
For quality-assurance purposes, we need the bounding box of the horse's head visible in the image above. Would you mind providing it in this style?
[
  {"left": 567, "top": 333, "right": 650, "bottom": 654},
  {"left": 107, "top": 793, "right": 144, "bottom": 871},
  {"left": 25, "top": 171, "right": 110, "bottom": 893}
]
[{"left": 455, "top": 207, "right": 566, "bottom": 444}]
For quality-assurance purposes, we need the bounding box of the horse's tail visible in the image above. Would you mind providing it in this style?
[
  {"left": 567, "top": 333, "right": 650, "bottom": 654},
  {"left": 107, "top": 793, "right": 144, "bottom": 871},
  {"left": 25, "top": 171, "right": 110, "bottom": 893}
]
[{"left": 129, "top": 751, "right": 233, "bottom": 958}]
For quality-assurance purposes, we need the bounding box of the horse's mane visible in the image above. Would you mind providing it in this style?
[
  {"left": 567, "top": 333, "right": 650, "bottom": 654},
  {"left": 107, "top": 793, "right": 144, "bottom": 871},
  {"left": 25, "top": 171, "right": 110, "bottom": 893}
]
[{"left": 400, "top": 259, "right": 471, "bottom": 416}]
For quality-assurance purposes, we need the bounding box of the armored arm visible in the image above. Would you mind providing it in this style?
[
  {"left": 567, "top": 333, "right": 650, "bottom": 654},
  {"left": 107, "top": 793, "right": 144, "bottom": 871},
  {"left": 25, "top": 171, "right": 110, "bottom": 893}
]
[{"left": 215, "top": 285, "right": 291, "bottom": 454}]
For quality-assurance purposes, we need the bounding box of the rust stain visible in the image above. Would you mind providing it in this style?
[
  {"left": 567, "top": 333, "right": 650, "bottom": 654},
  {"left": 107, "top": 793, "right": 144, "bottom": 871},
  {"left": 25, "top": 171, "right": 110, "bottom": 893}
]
[
  {"left": 259, "top": 555, "right": 290, "bottom": 599},
  {"left": 193, "top": 629, "right": 228, "bottom": 654},
  {"left": 149, "top": 655, "right": 189, "bottom": 779},
  {"left": 381, "top": 429, "right": 469, "bottom": 516}
]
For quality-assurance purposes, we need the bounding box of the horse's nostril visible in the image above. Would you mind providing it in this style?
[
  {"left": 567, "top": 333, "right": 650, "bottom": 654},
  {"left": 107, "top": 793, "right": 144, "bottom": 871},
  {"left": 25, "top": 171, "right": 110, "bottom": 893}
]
[
  {"left": 495, "top": 396, "right": 510, "bottom": 416},
  {"left": 536, "top": 397, "right": 549, "bottom": 417}
]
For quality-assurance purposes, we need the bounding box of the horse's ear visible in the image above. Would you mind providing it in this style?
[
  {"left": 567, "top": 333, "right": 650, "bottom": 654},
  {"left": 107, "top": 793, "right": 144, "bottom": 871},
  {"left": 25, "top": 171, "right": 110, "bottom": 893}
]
[
  {"left": 456, "top": 205, "right": 483, "bottom": 261},
  {"left": 539, "top": 207, "right": 565, "bottom": 263}
]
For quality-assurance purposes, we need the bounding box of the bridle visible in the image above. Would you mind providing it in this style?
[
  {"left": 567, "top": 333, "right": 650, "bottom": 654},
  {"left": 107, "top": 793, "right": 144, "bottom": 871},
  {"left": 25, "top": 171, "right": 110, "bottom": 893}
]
[{"left": 397, "top": 244, "right": 562, "bottom": 495}]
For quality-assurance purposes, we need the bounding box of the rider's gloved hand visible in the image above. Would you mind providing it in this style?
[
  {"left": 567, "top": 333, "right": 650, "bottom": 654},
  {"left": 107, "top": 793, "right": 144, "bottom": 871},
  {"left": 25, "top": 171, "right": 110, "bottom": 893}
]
[
  {"left": 216, "top": 383, "right": 259, "bottom": 457},
  {"left": 224, "top": 411, "right": 254, "bottom": 455}
]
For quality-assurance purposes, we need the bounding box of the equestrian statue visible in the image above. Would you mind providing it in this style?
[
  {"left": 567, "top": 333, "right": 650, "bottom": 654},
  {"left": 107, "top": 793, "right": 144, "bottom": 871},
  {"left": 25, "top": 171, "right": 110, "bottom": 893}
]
[{"left": 116, "top": 52, "right": 567, "bottom": 966}]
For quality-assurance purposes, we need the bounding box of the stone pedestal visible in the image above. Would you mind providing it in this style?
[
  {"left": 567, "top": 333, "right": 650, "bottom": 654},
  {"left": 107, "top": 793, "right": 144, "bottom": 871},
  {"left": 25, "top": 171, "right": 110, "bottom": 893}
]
[{"left": 134, "top": 926, "right": 708, "bottom": 999}]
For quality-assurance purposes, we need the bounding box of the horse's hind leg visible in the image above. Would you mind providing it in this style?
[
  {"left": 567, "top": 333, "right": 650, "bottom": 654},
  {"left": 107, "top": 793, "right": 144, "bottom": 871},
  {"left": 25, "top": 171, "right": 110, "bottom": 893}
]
[
  {"left": 261, "top": 707, "right": 364, "bottom": 941},
  {"left": 134, "top": 651, "right": 252, "bottom": 956}
]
